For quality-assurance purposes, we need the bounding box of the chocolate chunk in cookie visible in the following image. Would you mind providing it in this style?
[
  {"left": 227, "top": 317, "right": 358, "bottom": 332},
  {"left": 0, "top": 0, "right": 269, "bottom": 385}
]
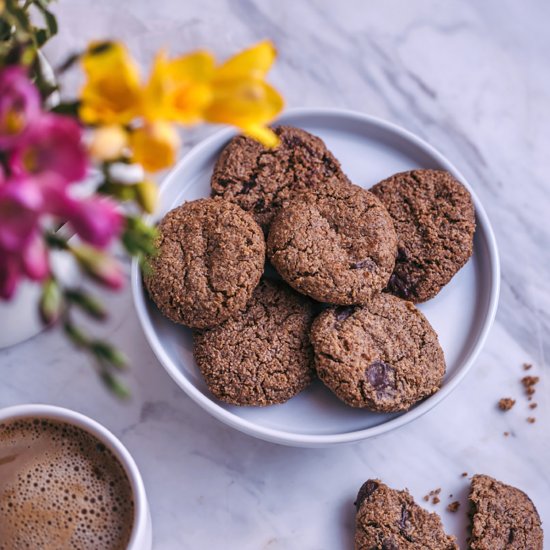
[
  {"left": 371, "top": 169, "right": 475, "bottom": 303},
  {"left": 355, "top": 479, "right": 457, "bottom": 549},
  {"left": 144, "top": 198, "right": 265, "bottom": 329},
  {"left": 210, "top": 126, "right": 350, "bottom": 231},
  {"left": 469, "top": 474, "right": 543, "bottom": 550},
  {"left": 311, "top": 293, "right": 445, "bottom": 411},
  {"left": 193, "top": 280, "right": 315, "bottom": 406},
  {"left": 267, "top": 181, "right": 397, "bottom": 305}
]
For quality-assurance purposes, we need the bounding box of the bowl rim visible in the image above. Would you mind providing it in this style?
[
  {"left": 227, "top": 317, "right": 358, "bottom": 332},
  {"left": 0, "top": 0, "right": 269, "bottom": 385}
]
[{"left": 131, "top": 107, "right": 501, "bottom": 447}]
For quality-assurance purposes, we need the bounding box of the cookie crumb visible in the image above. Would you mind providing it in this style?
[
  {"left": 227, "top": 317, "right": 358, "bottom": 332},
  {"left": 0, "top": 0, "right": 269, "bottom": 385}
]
[
  {"left": 523, "top": 362, "right": 533, "bottom": 370},
  {"left": 527, "top": 417, "right": 536, "bottom": 424},
  {"left": 529, "top": 403, "right": 538, "bottom": 410},
  {"left": 447, "top": 501, "right": 460, "bottom": 513},
  {"left": 461, "top": 472, "right": 468, "bottom": 477},
  {"left": 423, "top": 488, "right": 442, "bottom": 504},
  {"left": 498, "top": 397, "right": 515, "bottom": 411},
  {"left": 522, "top": 376, "right": 539, "bottom": 397},
  {"left": 503, "top": 431, "right": 510, "bottom": 437}
]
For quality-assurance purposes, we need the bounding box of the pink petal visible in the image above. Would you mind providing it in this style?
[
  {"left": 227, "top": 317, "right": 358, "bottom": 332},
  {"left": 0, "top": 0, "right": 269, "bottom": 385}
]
[
  {"left": 9, "top": 113, "right": 88, "bottom": 184},
  {"left": 0, "top": 66, "right": 41, "bottom": 148},
  {"left": 0, "top": 177, "right": 42, "bottom": 251},
  {"left": 0, "top": 254, "right": 20, "bottom": 299},
  {"left": 21, "top": 234, "right": 49, "bottom": 281}
]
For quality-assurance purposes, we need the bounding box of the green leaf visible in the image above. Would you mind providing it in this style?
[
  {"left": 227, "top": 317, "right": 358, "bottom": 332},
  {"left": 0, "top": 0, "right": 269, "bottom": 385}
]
[
  {"left": 63, "top": 321, "right": 90, "bottom": 348},
  {"left": 100, "top": 371, "right": 131, "bottom": 399},
  {"left": 51, "top": 101, "right": 81, "bottom": 117},
  {"left": 65, "top": 289, "right": 107, "bottom": 321},
  {"left": 90, "top": 341, "right": 127, "bottom": 369},
  {"left": 56, "top": 52, "right": 81, "bottom": 74}
]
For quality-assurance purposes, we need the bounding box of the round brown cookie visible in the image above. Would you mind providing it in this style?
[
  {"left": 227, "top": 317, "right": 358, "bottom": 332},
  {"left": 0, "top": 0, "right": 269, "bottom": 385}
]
[
  {"left": 210, "top": 125, "right": 351, "bottom": 231},
  {"left": 469, "top": 475, "right": 543, "bottom": 550},
  {"left": 355, "top": 479, "right": 458, "bottom": 550},
  {"left": 371, "top": 169, "right": 475, "bottom": 303},
  {"left": 193, "top": 279, "right": 315, "bottom": 406},
  {"left": 310, "top": 293, "right": 445, "bottom": 411},
  {"left": 144, "top": 198, "right": 265, "bottom": 329},
  {"left": 267, "top": 181, "right": 397, "bottom": 305}
]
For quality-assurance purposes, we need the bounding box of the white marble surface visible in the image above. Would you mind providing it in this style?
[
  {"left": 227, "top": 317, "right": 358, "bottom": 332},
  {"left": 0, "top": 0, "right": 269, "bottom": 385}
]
[{"left": 1, "top": 1, "right": 550, "bottom": 548}]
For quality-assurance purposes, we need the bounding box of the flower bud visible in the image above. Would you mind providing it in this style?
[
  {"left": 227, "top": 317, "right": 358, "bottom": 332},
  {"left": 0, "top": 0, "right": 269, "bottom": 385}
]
[
  {"left": 71, "top": 245, "right": 125, "bottom": 290},
  {"left": 39, "top": 278, "right": 63, "bottom": 325},
  {"left": 135, "top": 179, "right": 158, "bottom": 214}
]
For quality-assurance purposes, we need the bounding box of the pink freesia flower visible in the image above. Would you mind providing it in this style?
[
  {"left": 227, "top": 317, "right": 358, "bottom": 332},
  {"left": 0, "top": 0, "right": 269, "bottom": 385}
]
[
  {"left": 10, "top": 113, "right": 87, "bottom": 184},
  {"left": 0, "top": 66, "right": 41, "bottom": 148},
  {"left": 64, "top": 195, "right": 124, "bottom": 248}
]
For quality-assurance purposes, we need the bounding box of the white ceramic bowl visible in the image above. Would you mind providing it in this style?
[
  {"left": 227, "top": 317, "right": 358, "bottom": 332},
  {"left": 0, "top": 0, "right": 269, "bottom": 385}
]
[
  {"left": 132, "top": 108, "right": 500, "bottom": 447},
  {"left": 0, "top": 404, "right": 153, "bottom": 549}
]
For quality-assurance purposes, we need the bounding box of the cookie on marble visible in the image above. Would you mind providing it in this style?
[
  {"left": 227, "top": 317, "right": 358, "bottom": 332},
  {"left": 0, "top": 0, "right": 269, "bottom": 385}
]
[
  {"left": 267, "top": 181, "right": 397, "bottom": 305},
  {"left": 144, "top": 198, "right": 265, "bottom": 329},
  {"left": 469, "top": 474, "right": 543, "bottom": 550},
  {"left": 193, "top": 279, "right": 315, "bottom": 406},
  {"left": 371, "top": 169, "right": 475, "bottom": 303},
  {"left": 210, "top": 125, "right": 351, "bottom": 231},
  {"left": 310, "top": 293, "right": 445, "bottom": 411},
  {"left": 354, "top": 479, "right": 458, "bottom": 550}
]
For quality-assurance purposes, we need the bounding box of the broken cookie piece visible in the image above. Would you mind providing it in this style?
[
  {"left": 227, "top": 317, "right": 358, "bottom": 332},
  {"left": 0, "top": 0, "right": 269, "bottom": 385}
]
[
  {"left": 469, "top": 474, "right": 543, "bottom": 549},
  {"left": 354, "top": 479, "right": 457, "bottom": 549}
]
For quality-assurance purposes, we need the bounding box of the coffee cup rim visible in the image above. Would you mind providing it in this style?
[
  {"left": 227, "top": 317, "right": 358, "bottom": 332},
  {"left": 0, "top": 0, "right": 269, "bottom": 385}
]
[{"left": 0, "top": 404, "right": 151, "bottom": 550}]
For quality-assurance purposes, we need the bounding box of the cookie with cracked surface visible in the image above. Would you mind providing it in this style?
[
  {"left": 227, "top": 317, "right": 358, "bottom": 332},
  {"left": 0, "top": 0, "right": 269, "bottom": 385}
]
[
  {"left": 210, "top": 125, "right": 351, "bottom": 231},
  {"left": 144, "top": 198, "right": 265, "bottom": 329},
  {"left": 469, "top": 474, "right": 543, "bottom": 550},
  {"left": 354, "top": 479, "right": 458, "bottom": 550},
  {"left": 267, "top": 181, "right": 397, "bottom": 305},
  {"left": 310, "top": 293, "right": 445, "bottom": 411},
  {"left": 193, "top": 279, "right": 315, "bottom": 406},
  {"left": 371, "top": 169, "right": 475, "bottom": 303}
]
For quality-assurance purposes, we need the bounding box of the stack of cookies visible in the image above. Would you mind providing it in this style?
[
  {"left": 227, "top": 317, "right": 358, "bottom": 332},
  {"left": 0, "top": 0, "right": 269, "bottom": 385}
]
[{"left": 145, "top": 126, "right": 476, "bottom": 410}]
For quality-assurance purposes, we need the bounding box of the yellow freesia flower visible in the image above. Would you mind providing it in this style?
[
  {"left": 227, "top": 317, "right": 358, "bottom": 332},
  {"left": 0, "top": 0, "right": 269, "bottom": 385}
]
[
  {"left": 129, "top": 122, "right": 180, "bottom": 172},
  {"left": 80, "top": 42, "right": 142, "bottom": 125},
  {"left": 205, "top": 40, "right": 283, "bottom": 147},
  {"left": 142, "top": 50, "right": 214, "bottom": 124}
]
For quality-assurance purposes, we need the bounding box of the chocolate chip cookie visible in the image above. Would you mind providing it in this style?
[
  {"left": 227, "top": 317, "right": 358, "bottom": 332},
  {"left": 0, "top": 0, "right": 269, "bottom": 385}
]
[
  {"left": 193, "top": 280, "right": 315, "bottom": 406},
  {"left": 469, "top": 475, "right": 543, "bottom": 550},
  {"left": 310, "top": 293, "right": 445, "bottom": 411},
  {"left": 371, "top": 169, "right": 475, "bottom": 303},
  {"left": 355, "top": 479, "right": 458, "bottom": 550},
  {"left": 211, "top": 126, "right": 350, "bottom": 231},
  {"left": 144, "top": 198, "right": 265, "bottom": 329},
  {"left": 267, "top": 181, "right": 397, "bottom": 305}
]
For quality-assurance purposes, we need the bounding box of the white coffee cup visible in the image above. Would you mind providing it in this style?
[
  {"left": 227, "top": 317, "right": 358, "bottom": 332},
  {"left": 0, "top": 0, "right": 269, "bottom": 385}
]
[{"left": 0, "top": 404, "right": 153, "bottom": 550}]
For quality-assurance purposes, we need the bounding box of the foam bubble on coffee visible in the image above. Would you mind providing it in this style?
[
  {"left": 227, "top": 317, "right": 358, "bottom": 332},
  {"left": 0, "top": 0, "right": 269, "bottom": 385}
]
[{"left": 0, "top": 418, "right": 134, "bottom": 550}]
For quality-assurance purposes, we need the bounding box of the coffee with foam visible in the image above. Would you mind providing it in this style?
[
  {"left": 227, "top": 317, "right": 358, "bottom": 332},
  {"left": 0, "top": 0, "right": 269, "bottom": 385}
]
[{"left": 0, "top": 418, "right": 134, "bottom": 549}]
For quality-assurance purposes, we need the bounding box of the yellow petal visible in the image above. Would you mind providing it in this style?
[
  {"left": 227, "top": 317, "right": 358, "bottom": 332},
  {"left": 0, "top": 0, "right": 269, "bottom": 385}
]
[
  {"left": 143, "top": 50, "right": 215, "bottom": 124},
  {"left": 88, "top": 125, "right": 128, "bottom": 161},
  {"left": 204, "top": 80, "right": 283, "bottom": 145},
  {"left": 80, "top": 42, "right": 142, "bottom": 125},
  {"left": 239, "top": 125, "right": 280, "bottom": 148},
  {"left": 129, "top": 122, "right": 180, "bottom": 173},
  {"left": 214, "top": 40, "right": 276, "bottom": 82}
]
